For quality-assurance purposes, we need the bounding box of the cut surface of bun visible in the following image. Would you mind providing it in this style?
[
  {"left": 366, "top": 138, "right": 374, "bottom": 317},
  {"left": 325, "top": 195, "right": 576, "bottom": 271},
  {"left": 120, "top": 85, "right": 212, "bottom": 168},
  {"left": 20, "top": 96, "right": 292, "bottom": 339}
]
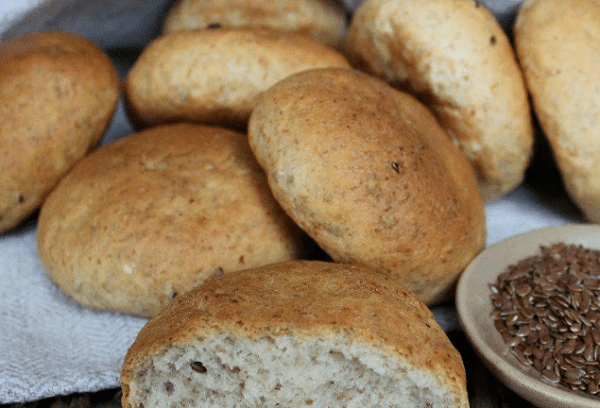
[{"left": 121, "top": 260, "right": 469, "bottom": 408}]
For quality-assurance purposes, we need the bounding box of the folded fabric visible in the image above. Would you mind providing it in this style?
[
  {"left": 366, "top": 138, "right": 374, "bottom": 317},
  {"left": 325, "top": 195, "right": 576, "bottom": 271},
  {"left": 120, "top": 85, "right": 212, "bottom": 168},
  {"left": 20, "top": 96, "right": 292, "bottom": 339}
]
[{"left": 0, "top": 221, "right": 147, "bottom": 403}]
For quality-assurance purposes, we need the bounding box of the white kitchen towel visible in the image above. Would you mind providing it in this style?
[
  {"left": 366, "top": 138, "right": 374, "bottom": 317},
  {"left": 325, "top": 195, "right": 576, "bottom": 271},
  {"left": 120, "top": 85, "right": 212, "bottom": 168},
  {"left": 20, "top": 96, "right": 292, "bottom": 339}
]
[
  {"left": 0, "top": 0, "right": 173, "bottom": 49},
  {"left": 0, "top": 0, "right": 585, "bottom": 404},
  {"left": 0, "top": 222, "right": 148, "bottom": 404}
]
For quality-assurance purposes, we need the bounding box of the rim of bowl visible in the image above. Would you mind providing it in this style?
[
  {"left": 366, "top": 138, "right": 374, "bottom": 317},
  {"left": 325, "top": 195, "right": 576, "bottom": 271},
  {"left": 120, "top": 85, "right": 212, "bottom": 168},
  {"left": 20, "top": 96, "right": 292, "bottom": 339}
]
[{"left": 456, "top": 224, "right": 600, "bottom": 408}]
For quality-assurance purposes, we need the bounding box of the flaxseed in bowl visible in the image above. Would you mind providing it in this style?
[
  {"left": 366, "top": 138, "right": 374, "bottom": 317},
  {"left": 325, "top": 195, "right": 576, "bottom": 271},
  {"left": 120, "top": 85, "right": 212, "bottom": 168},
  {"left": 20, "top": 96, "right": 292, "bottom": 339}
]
[{"left": 456, "top": 224, "right": 600, "bottom": 408}]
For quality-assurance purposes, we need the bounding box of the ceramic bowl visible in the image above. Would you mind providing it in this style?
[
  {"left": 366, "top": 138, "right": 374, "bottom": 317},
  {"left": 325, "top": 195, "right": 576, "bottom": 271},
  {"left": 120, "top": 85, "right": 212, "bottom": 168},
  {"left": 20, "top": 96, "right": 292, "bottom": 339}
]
[{"left": 456, "top": 224, "right": 600, "bottom": 408}]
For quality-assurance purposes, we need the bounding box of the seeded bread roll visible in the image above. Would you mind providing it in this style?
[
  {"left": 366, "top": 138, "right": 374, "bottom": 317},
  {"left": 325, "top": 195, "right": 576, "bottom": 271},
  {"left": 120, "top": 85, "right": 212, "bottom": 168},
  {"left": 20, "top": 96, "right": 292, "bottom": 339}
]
[
  {"left": 514, "top": 0, "right": 600, "bottom": 223},
  {"left": 343, "top": 0, "right": 534, "bottom": 202},
  {"left": 0, "top": 31, "right": 119, "bottom": 234},
  {"left": 123, "top": 28, "right": 351, "bottom": 130},
  {"left": 163, "top": 0, "right": 348, "bottom": 47},
  {"left": 121, "top": 260, "right": 469, "bottom": 408},
  {"left": 36, "top": 123, "right": 310, "bottom": 317},
  {"left": 248, "top": 67, "right": 486, "bottom": 305}
]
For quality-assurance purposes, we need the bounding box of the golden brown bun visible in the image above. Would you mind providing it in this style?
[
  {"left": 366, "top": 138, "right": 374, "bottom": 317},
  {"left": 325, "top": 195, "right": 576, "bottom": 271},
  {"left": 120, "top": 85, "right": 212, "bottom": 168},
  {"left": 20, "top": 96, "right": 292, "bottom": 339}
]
[
  {"left": 36, "top": 123, "right": 310, "bottom": 318},
  {"left": 163, "top": 0, "right": 348, "bottom": 47},
  {"left": 248, "top": 67, "right": 486, "bottom": 305},
  {"left": 343, "top": 0, "right": 534, "bottom": 202},
  {"left": 0, "top": 31, "right": 119, "bottom": 233},
  {"left": 121, "top": 260, "right": 469, "bottom": 408},
  {"left": 514, "top": 0, "right": 600, "bottom": 222},
  {"left": 123, "top": 28, "right": 351, "bottom": 129}
]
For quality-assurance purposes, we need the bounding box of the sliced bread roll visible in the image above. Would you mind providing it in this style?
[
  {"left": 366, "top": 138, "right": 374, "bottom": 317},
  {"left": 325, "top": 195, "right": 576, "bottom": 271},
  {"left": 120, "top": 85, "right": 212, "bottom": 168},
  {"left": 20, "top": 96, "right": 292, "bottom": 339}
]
[{"left": 121, "top": 260, "right": 468, "bottom": 408}]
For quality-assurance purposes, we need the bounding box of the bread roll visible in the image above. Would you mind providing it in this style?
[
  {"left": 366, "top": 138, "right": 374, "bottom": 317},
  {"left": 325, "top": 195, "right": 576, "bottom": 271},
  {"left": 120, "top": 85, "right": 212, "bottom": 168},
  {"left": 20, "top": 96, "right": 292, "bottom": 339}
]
[
  {"left": 121, "top": 260, "right": 469, "bottom": 408},
  {"left": 0, "top": 31, "right": 119, "bottom": 233},
  {"left": 163, "top": 0, "right": 348, "bottom": 47},
  {"left": 248, "top": 67, "right": 486, "bottom": 304},
  {"left": 343, "top": 0, "right": 534, "bottom": 202},
  {"left": 514, "top": 0, "right": 600, "bottom": 222},
  {"left": 123, "top": 28, "right": 351, "bottom": 129},
  {"left": 37, "top": 123, "right": 310, "bottom": 317}
]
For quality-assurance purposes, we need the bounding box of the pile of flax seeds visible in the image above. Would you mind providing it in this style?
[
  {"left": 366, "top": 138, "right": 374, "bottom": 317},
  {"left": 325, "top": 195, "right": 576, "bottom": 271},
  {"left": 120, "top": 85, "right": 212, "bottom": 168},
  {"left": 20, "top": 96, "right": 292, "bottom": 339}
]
[{"left": 490, "top": 242, "right": 600, "bottom": 396}]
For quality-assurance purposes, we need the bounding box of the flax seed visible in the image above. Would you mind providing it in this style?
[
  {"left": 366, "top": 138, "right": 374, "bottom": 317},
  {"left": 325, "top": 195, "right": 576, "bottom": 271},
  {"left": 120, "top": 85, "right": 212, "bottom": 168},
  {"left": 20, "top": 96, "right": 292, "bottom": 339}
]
[{"left": 490, "top": 242, "right": 600, "bottom": 398}]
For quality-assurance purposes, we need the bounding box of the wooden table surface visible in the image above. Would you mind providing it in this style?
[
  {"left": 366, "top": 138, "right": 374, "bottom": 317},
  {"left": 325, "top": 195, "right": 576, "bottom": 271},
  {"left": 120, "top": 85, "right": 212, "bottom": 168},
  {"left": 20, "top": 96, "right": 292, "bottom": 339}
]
[
  {"left": 3, "top": 330, "right": 538, "bottom": 408},
  {"left": 451, "top": 331, "right": 536, "bottom": 408}
]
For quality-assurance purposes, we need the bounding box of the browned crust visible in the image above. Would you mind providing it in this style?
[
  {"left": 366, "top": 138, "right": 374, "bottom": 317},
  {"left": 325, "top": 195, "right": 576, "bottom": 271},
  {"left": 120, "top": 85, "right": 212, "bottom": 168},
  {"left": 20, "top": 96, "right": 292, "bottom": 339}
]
[
  {"left": 0, "top": 31, "right": 120, "bottom": 233},
  {"left": 344, "top": 0, "right": 534, "bottom": 201},
  {"left": 248, "top": 67, "right": 486, "bottom": 305},
  {"left": 163, "top": 0, "right": 348, "bottom": 47},
  {"left": 514, "top": 0, "right": 600, "bottom": 222},
  {"left": 121, "top": 260, "right": 468, "bottom": 408},
  {"left": 123, "top": 28, "right": 351, "bottom": 129},
  {"left": 36, "top": 123, "right": 309, "bottom": 317}
]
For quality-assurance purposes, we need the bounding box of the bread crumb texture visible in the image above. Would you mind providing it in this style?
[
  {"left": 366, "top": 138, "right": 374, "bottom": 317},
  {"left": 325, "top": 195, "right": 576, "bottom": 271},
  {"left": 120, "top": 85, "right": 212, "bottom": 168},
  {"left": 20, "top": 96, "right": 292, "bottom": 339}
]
[
  {"left": 0, "top": 31, "right": 119, "bottom": 233},
  {"left": 36, "top": 123, "right": 310, "bottom": 317},
  {"left": 121, "top": 261, "right": 468, "bottom": 408}
]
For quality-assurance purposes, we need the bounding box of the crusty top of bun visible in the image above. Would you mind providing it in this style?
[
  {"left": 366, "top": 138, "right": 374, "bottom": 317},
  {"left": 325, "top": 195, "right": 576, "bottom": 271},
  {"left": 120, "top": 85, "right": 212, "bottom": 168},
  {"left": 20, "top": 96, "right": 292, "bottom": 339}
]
[
  {"left": 121, "top": 260, "right": 468, "bottom": 408},
  {"left": 123, "top": 28, "right": 350, "bottom": 129},
  {"left": 37, "top": 123, "right": 309, "bottom": 317},
  {"left": 344, "top": 0, "right": 534, "bottom": 202},
  {"left": 514, "top": 0, "right": 600, "bottom": 222},
  {"left": 0, "top": 31, "right": 119, "bottom": 233},
  {"left": 163, "top": 0, "right": 348, "bottom": 47},
  {"left": 248, "top": 67, "right": 486, "bottom": 304}
]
